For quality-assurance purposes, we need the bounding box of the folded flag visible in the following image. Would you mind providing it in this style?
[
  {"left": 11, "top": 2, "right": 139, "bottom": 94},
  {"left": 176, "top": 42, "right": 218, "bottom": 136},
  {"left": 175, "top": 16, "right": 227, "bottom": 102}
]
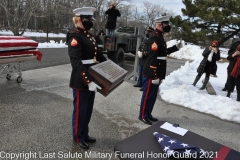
[{"left": 153, "top": 132, "right": 205, "bottom": 159}]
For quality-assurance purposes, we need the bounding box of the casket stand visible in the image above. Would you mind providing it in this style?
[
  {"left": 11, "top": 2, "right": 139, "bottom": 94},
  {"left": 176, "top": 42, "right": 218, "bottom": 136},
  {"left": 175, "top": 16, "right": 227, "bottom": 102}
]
[{"left": 0, "top": 36, "right": 42, "bottom": 83}]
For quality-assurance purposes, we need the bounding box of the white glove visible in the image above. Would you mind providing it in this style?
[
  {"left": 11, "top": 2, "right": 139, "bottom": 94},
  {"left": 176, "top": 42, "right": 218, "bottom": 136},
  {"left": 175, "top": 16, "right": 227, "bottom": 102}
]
[
  {"left": 176, "top": 40, "right": 185, "bottom": 49},
  {"left": 151, "top": 79, "right": 160, "bottom": 85},
  {"left": 88, "top": 82, "right": 102, "bottom": 92},
  {"left": 137, "top": 51, "right": 143, "bottom": 58}
]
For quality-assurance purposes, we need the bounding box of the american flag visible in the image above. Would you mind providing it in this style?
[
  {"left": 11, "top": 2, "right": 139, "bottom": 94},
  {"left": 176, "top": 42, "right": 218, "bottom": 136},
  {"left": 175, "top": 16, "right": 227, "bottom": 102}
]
[{"left": 153, "top": 132, "right": 205, "bottom": 159}]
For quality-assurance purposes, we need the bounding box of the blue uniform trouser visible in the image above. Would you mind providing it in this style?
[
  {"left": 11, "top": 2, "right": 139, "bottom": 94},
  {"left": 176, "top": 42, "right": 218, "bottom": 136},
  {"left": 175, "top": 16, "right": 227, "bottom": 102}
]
[
  {"left": 72, "top": 89, "right": 95, "bottom": 143},
  {"left": 139, "top": 76, "right": 160, "bottom": 120},
  {"left": 136, "top": 66, "right": 144, "bottom": 87}
]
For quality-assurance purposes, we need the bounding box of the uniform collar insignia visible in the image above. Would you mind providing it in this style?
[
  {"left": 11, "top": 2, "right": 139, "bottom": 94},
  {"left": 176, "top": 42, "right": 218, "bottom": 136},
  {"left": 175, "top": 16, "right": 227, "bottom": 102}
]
[{"left": 76, "top": 27, "right": 87, "bottom": 33}]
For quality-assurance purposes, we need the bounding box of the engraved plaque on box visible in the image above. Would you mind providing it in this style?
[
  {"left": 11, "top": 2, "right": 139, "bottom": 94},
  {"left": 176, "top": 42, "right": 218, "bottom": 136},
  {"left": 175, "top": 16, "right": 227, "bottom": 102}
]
[{"left": 89, "top": 60, "right": 128, "bottom": 96}]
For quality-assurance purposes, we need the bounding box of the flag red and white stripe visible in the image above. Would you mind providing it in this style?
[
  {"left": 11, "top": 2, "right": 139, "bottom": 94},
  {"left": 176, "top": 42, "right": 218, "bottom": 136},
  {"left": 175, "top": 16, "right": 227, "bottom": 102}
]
[{"left": 0, "top": 36, "right": 38, "bottom": 52}]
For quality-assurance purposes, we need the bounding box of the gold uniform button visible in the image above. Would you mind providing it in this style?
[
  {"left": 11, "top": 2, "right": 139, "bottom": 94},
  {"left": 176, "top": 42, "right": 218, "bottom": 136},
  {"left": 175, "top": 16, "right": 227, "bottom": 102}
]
[
  {"left": 82, "top": 73, "right": 85, "bottom": 75},
  {"left": 84, "top": 31, "right": 86, "bottom": 33},
  {"left": 87, "top": 80, "right": 89, "bottom": 83},
  {"left": 95, "top": 52, "right": 97, "bottom": 55},
  {"left": 90, "top": 38, "right": 92, "bottom": 41},
  {"left": 159, "top": 63, "right": 161, "bottom": 65},
  {"left": 85, "top": 76, "right": 87, "bottom": 79},
  {"left": 87, "top": 35, "right": 90, "bottom": 37},
  {"left": 95, "top": 47, "right": 97, "bottom": 50},
  {"left": 93, "top": 42, "right": 95, "bottom": 45}
]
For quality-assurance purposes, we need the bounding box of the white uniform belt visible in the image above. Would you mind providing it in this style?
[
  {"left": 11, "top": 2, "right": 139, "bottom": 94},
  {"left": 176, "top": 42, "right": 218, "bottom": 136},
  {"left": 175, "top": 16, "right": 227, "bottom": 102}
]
[
  {"left": 81, "top": 59, "right": 95, "bottom": 64},
  {"left": 157, "top": 57, "right": 167, "bottom": 60}
]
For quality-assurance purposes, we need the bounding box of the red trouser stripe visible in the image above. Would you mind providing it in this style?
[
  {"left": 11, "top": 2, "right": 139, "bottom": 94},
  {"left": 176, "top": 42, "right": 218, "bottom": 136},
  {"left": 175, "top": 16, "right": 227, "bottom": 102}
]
[
  {"left": 214, "top": 146, "right": 231, "bottom": 160},
  {"left": 74, "top": 90, "right": 80, "bottom": 143},
  {"left": 142, "top": 79, "right": 151, "bottom": 119}
]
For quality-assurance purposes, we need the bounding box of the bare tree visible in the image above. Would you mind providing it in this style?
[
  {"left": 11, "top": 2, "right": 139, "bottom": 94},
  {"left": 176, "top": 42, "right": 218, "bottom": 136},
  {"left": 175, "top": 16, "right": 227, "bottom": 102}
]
[
  {"left": 0, "top": 0, "right": 40, "bottom": 36},
  {"left": 83, "top": 0, "right": 108, "bottom": 34},
  {"left": 0, "top": 0, "right": 182, "bottom": 39},
  {"left": 88, "top": 0, "right": 131, "bottom": 34},
  {"left": 117, "top": 3, "right": 131, "bottom": 27},
  {"left": 141, "top": 2, "right": 167, "bottom": 27}
]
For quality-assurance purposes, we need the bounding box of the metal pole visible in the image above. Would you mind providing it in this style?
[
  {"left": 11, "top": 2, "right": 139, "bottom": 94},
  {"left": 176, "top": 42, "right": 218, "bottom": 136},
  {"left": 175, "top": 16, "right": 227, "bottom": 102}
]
[{"left": 124, "top": 27, "right": 143, "bottom": 84}]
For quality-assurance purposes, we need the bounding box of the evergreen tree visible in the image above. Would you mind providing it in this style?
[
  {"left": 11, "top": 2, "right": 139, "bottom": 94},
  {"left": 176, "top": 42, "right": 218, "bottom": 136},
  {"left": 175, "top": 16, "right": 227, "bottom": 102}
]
[{"left": 171, "top": 0, "right": 240, "bottom": 46}]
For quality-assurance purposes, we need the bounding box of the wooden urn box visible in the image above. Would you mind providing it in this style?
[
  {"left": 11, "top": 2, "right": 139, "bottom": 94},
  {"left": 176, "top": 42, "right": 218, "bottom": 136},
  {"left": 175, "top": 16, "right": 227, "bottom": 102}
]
[{"left": 88, "top": 60, "right": 128, "bottom": 97}]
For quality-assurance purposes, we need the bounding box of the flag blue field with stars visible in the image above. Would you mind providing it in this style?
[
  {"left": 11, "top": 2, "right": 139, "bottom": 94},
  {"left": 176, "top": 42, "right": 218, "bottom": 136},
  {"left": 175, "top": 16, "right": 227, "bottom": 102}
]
[{"left": 153, "top": 132, "right": 205, "bottom": 159}]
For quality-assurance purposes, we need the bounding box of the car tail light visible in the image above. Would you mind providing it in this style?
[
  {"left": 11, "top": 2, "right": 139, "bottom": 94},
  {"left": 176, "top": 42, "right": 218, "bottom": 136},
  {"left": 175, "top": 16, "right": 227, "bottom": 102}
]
[{"left": 106, "top": 38, "right": 110, "bottom": 42}]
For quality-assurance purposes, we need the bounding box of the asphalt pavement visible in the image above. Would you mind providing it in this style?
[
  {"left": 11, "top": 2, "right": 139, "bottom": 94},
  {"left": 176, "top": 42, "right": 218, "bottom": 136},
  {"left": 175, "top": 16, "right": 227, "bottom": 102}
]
[{"left": 0, "top": 48, "right": 240, "bottom": 160}]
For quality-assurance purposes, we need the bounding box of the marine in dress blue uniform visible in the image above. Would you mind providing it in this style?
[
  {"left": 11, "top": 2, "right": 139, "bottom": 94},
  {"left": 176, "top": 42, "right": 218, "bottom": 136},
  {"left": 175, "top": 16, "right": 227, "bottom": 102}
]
[
  {"left": 138, "top": 16, "right": 184, "bottom": 125},
  {"left": 134, "top": 27, "right": 154, "bottom": 91},
  {"left": 68, "top": 7, "right": 107, "bottom": 149}
]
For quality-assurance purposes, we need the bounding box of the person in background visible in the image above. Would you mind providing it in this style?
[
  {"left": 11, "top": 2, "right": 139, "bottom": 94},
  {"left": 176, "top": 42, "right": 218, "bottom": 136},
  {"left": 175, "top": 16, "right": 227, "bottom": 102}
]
[
  {"left": 97, "top": 29, "right": 105, "bottom": 36},
  {"left": 105, "top": 2, "right": 121, "bottom": 35},
  {"left": 133, "top": 27, "right": 154, "bottom": 91},
  {"left": 68, "top": 7, "right": 107, "bottom": 149},
  {"left": 227, "top": 44, "right": 240, "bottom": 101},
  {"left": 192, "top": 40, "right": 220, "bottom": 90},
  {"left": 222, "top": 40, "right": 239, "bottom": 93},
  {"left": 210, "top": 64, "right": 218, "bottom": 77},
  {"left": 138, "top": 16, "right": 184, "bottom": 125}
]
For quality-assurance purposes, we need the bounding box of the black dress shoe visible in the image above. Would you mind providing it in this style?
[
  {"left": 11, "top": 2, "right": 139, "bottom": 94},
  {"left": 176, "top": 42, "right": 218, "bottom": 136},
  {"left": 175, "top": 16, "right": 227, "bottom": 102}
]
[
  {"left": 139, "top": 88, "right": 143, "bottom": 91},
  {"left": 85, "top": 136, "right": 96, "bottom": 143},
  {"left": 133, "top": 84, "right": 141, "bottom": 87},
  {"left": 222, "top": 88, "right": 227, "bottom": 91},
  {"left": 149, "top": 116, "right": 158, "bottom": 122},
  {"left": 237, "top": 96, "right": 240, "bottom": 102},
  {"left": 226, "top": 92, "right": 231, "bottom": 97},
  {"left": 138, "top": 117, "right": 152, "bottom": 125},
  {"left": 75, "top": 141, "right": 89, "bottom": 149}
]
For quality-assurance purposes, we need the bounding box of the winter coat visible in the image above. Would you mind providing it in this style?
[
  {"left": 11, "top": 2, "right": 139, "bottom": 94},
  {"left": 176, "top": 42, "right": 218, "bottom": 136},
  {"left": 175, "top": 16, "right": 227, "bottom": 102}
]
[
  {"left": 105, "top": 8, "right": 121, "bottom": 29},
  {"left": 197, "top": 48, "right": 220, "bottom": 75},
  {"left": 227, "top": 41, "right": 240, "bottom": 72}
]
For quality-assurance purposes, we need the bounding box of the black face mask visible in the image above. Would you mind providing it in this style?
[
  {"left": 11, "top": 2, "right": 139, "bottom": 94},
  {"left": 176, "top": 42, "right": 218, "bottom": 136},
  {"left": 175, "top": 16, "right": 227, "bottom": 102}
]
[
  {"left": 163, "top": 25, "right": 171, "bottom": 32},
  {"left": 146, "top": 33, "right": 150, "bottom": 38},
  {"left": 82, "top": 21, "right": 93, "bottom": 30}
]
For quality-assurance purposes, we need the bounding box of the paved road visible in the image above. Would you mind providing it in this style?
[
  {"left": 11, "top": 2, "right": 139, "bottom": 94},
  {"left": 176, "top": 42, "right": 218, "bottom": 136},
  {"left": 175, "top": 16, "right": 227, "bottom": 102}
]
[
  {"left": 19, "top": 48, "right": 70, "bottom": 71},
  {"left": 9, "top": 48, "right": 187, "bottom": 78},
  {"left": 0, "top": 48, "right": 239, "bottom": 160}
]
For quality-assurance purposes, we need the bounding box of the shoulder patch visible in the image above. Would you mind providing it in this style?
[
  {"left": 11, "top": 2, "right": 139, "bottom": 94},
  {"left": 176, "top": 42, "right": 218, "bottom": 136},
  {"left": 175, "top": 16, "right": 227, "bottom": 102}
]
[
  {"left": 71, "top": 38, "right": 78, "bottom": 46},
  {"left": 151, "top": 42, "right": 158, "bottom": 51}
]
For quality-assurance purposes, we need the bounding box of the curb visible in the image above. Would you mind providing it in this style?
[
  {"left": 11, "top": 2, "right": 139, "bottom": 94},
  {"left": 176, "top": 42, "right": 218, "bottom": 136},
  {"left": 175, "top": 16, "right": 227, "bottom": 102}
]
[
  {"left": 206, "top": 82, "right": 216, "bottom": 95},
  {"left": 202, "top": 79, "right": 217, "bottom": 95}
]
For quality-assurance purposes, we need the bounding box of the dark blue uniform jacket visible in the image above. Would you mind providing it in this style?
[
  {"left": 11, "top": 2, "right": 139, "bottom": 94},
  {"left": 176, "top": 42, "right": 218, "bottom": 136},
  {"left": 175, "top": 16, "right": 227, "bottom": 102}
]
[
  {"left": 142, "top": 29, "right": 178, "bottom": 80},
  {"left": 68, "top": 27, "right": 107, "bottom": 89}
]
